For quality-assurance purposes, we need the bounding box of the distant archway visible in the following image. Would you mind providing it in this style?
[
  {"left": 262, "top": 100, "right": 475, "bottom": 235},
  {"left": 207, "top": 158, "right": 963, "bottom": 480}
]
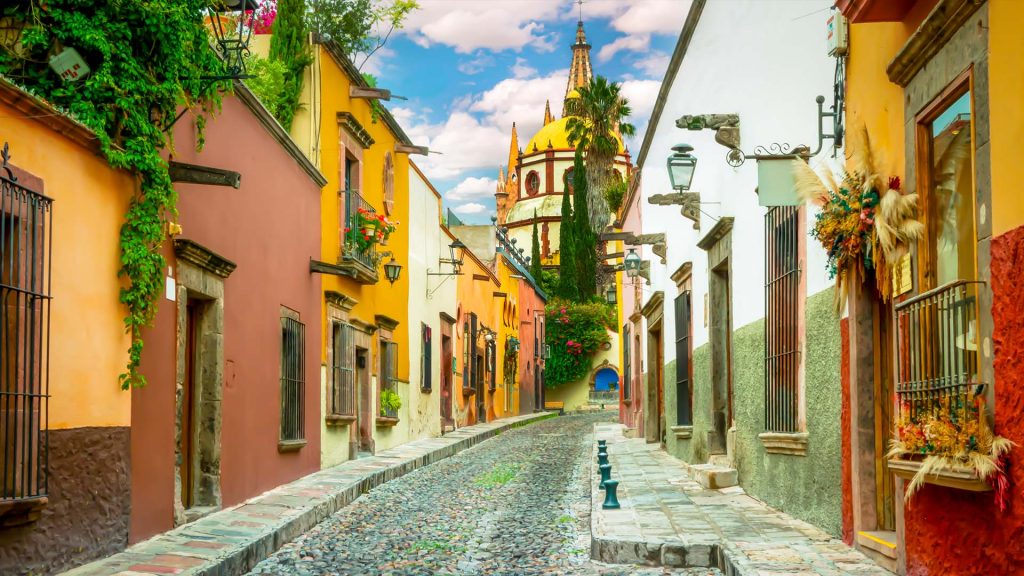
[{"left": 593, "top": 366, "right": 619, "bottom": 391}]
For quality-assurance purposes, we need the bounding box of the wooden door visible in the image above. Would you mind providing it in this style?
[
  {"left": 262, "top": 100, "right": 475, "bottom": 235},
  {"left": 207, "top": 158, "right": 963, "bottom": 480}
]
[
  {"left": 181, "top": 301, "right": 200, "bottom": 509},
  {"left": 874, "top": 299, "right": 896, "bottom": 531},
  {"left": 357, "top": 347, "right": 372, "bottom": 452},
  {"left": 440, "top": 334, "right": 453, "bottom": 426}
]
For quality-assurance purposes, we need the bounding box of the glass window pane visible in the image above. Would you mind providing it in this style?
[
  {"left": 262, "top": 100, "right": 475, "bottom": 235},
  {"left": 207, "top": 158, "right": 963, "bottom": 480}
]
[{"left": 928, "top": 91, "right": 975, "bottom": 286}]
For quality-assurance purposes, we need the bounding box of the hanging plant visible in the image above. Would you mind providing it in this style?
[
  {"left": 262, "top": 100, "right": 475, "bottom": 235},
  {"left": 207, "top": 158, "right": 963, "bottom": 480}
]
[
  {"left": 793, "top": 127, "right": 924, "bottom": 312},
  {"left": 0, "top": 1, "right": 226, "bottom": 389}
]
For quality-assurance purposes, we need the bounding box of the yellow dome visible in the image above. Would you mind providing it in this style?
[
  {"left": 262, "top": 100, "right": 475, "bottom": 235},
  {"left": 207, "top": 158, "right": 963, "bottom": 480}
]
[
  {"left": 566, "top": 89, "right": 581, "bottom": 99},
  {"left": 524, "top": 116, "right": 625, "bottom": 154}
]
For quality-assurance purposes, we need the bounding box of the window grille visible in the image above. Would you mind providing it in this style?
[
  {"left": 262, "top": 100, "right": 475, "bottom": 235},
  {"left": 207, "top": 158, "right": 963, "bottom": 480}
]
[
  {"left": 622, "top": 325, "right": 631, "bottom": 401},
  {"left": 462, "top": 321, "right": 470, "bottom": 390},
  {"left": 421, "top": 323, "right": 432, "bottom": 391},
  {"left": 330, "top": 322, "right": 355, "bottom": 417},
  {"left": 764, "top": 205, "right": 801, "bottom": 433},
  {"left": 0, "top": 146, "right": 51, "bottom": 503},
  {"left": 674, "top": 292, "right": 692, "bottom": 425},
  {"left": 895, "top": 280, "right": 984, "bottom": 444},
  {"left": 380, "top": 340, "right": 399, "bottom": 418},
  {"left": 280, "top": 316, "right": 305, "bottom": 441}
]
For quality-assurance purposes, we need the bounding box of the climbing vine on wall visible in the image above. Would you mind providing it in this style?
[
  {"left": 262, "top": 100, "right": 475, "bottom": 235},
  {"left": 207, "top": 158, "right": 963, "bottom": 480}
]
[
  {"left": 0, "top": 1, "right": 226, "bottom": 388},
  {"left": 544, "top": 299, "right": 613, "bottom": 388}
]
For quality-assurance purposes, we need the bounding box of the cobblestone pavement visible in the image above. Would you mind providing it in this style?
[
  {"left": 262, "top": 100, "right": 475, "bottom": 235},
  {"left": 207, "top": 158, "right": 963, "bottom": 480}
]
[{"left": 249, "top": 413, "right": 719, "bottom": 576}]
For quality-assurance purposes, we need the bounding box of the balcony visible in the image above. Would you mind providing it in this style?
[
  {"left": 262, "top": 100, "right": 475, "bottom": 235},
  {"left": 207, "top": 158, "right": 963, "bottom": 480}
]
[
  {"left": 889, "top": 280, "right": 992, "bottom": 491},
  {"left": 338, "top": 189, "right": 379, "bottom": 284}
]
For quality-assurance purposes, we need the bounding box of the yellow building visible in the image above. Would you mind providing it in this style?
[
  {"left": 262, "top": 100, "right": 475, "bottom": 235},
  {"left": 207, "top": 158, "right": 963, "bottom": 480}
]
[{"left": 266, "top": 36, "right": 422, "bottom": 466}]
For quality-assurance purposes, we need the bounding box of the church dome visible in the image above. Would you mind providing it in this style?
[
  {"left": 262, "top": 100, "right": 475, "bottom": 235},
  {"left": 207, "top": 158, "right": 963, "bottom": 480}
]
[{"left": 524, "top": 116, "right": 625, "bottom": 154}]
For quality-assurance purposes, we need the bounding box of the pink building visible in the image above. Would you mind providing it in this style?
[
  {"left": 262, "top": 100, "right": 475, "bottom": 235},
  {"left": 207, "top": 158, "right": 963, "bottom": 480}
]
[{"left": 616, "top": 173, "right": 643, "bottom": 430}]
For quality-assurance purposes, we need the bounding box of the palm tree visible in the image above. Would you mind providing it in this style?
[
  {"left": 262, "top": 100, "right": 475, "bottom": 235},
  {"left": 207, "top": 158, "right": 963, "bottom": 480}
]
[{"left": 566, "top": 75, "right": 636, "bottom": 233}]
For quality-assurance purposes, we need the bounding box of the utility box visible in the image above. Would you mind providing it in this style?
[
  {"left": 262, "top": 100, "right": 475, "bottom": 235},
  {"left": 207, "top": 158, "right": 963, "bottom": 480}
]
[{"left": 827, "top": 11, "right": 848, "bottom": 57}]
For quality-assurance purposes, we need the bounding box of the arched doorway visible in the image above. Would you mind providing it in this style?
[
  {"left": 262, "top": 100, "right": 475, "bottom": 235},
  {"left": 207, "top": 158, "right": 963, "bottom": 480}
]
[{"left": 590, "top": 365, "right": 620, "bottom": 407}]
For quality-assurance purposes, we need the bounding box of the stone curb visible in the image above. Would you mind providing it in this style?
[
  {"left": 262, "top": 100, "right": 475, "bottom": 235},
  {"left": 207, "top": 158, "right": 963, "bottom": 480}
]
[
  {"left": 587, "top": 425, "right": 749, "bottom": 576},
  {"left": 63, "top": 411, "right": 558, "bottom": 576}
]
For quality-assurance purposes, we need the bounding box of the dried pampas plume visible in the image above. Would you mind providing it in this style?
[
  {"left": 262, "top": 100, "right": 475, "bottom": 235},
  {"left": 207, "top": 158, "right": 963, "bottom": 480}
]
[{"left": 875, "top": 177, "right": 924, "bottom": 264}]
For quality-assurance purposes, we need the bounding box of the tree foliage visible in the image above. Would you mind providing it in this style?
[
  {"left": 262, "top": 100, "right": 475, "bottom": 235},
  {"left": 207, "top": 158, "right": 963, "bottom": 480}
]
[
  {"left": 571, "top": 149, "right": 597, "bottom": 299},
  {"left": 604, "top": 174, "right": 627, "bottom": 214},
  {"left": 0, "top": 0, "right": 226, "bottom": 388},
  {"left": 543, "top": 299, "right": 613, "bottom": 388},
  {"left": 530, "top": 211, "right": 543, "bottom": 283},
  {"left": 307, "top": 0, "right": 418, "bottom": 68},
  {"left": 557, "top": 183, "right": 579, "bottom": 301},
  {"left": 566, "top": 75, "right": 636, "bottom": 233},
  {"left": 268, "top": 0, "right": 312, "bottom": 130}
]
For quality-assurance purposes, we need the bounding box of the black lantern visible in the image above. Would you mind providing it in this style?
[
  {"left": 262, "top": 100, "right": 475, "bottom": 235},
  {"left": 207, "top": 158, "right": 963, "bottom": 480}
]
[
  {"left": 207, "top": 0, "right": 259, "bottom": 80},
  {"left": 667, "top": 143, "right": 697, "bottom": 191},
  {"left": 606, "top": 284, "right": 617, "bottom": 305},
  {"left": 383, "top": 256, "right": 402, "bottom": 285},
  {"left": 448, "top": 239, "right": 466, "bottom": 274},
  {"left": 624, "top": 249, "right": 641, "bottom": 278}
]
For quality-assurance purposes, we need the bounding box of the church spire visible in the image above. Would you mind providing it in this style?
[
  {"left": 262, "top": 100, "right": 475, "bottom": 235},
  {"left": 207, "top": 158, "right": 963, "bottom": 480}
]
[
  {"left": 563, "top": 12, "right": 592, "bottom": 116},
  {"left": 506, "top": 123, "right": 519, "bottom": 177},
  {"left": 543, "top": 100, "right": 554, "bottom": 125}
]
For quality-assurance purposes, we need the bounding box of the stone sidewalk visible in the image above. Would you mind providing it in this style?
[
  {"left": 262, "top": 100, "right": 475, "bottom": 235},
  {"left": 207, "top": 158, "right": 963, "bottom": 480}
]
[
  {"left": 63, "top": 412, "right": 555, "bottom": 576},
  {"left": 590, "top": 423, "right": 892, "bottom": 576}
]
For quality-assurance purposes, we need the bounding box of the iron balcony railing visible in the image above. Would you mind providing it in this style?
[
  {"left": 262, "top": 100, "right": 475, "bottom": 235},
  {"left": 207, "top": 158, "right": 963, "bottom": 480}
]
[
  {"left": 895, "top": 280, "right": 986, "bottom": 440},
  {"left": 0, "top": 144, "right": 52, "bottom": 504},
  {"left": 342, "top": 189, "right": 378, "bottom": 272},
  {"left": 589, "top": 389, "right": 618, "bottom": 405}
]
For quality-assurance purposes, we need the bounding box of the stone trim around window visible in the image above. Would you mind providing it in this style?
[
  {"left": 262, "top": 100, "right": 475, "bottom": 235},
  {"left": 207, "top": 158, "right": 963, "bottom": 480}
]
[
  {"left": 670, "top": 425, "right": 693, "bottom": 439},
  {"left": 758, "top": 431, "right": 809, "bottom": 456}
]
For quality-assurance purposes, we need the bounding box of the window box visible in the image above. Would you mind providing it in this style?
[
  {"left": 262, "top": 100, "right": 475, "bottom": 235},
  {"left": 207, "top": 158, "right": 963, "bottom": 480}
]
[
  {"left": 376, "top": 416, "right": 400, "bottom": 428},
  {"left": 759, "top": 432, "right": 808, "bottom": 456},
  {"left": 888, "top": 458, "right": 991, "bottom": 492},
  {"left": 325, "top": 414, "right": 356, "bottom": 426},
  {"left": 278, "top": 439, "right": 307, "bottom": 453}
]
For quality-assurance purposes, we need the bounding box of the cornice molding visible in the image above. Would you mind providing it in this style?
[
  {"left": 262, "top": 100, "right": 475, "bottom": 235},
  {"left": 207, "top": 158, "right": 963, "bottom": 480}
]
[
  {"left": 337, "top": 112, "right": 375, "bottom": 149},
  {"left": 641, "top": 291, "right": 665, "bottom": 319},
  {"left": 887, "top": 0, "right": 984, "bottom": 87},
  {"left": 697, "top": 216, "right": 734, "bottom": 251},
  {"left": 325, "top": 290, "right": 358, "bottom": 312},
  {"left": 174, "top": 239, "right": 237, "bottom": 278}
]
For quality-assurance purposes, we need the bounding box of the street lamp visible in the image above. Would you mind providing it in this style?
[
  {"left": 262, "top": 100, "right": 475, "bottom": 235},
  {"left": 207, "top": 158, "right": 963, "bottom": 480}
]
[
  {"left": 624, "top": 249, "right": 641, "bottom": 278},
  {"left": 207, "top": 0, "right": 259, "bottom": 80},
  {"left": 606, "top": 285, "right": 617, "bottom": 305},
  {"left": 667, "top": 143, "right": 697, "bottom": 191},
  {"left": 383, "top": 256, "right": 402, "bottom": 285}
]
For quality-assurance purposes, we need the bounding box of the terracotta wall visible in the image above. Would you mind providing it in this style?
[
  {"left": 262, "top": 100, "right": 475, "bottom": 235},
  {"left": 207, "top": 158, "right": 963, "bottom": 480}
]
[
  {"left": 454, "top": 249, "right": 500, "bottom": 426},
  {"left": 517, "top": 277, "right": 545, "bottom": 414},
  {"left": 130, "top": 94, "right": 323, "bottom": 542}
]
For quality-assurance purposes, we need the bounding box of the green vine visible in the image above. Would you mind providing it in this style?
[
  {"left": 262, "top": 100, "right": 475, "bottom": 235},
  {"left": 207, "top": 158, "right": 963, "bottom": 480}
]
[
  {"left": 544, "top": 298, "right": 613, "bottom": 388},
  {"left": 0, "top": 1, "right": 226, "bottom": 388},
  {"left": 267, "top": 0, "right": 310, "bottom": 130}
]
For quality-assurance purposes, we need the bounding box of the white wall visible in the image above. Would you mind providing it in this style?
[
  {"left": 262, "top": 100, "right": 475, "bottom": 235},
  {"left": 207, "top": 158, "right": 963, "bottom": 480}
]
[
  {"left": 639, "top": 0, "right": 841, "bottom": 351},
  {"left": 407, "top": 165, "right": 458, "bottom": 440}
]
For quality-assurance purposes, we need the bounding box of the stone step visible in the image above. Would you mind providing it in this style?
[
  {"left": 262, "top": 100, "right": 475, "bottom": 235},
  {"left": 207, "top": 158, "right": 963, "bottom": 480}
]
[
  {"left": 707, "top": 454, "right": 733, "bottom": 468},
  {"left": 686, "top": 463, "right": 737, "bottom": 489}
]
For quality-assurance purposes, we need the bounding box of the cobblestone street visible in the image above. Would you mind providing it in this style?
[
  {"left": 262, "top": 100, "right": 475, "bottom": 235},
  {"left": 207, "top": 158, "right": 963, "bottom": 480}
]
[{"left": 249, "top": 413, "right": 718, "bottom": 576}]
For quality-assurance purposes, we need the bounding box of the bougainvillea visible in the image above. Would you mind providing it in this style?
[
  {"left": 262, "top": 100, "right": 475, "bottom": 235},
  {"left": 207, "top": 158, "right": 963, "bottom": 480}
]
[{"left": 544, "top": 298, "right": 613, "bottom": 388}]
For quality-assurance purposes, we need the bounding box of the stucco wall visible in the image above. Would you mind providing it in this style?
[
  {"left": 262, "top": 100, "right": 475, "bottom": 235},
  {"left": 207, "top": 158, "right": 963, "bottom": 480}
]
[
  {"left": 666, "top": 288, "right": 843, "bottom": 536},
  {"left": 546, "top": 329, "right": 620, "bottom": 413}
]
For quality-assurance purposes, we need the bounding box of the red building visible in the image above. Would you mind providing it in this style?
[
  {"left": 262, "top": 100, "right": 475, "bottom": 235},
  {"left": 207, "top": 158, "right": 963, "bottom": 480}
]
[{"left": 130, "top": 84, "right": 326, "bottom": 541}]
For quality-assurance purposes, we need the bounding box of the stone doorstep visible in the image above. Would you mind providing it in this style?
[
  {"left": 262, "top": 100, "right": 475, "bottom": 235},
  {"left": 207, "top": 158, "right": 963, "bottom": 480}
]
[
  {"left": 62, "top": 412, "right": 552, "bottom": 576},
  {"left": 683, "top": 462, "right": 738, "bottom": 490}
]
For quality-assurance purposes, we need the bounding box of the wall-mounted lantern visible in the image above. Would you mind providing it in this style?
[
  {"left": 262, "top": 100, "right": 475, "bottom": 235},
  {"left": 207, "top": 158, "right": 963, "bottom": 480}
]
[
  {"left": 207, "top": 0, "right": 259, "bottom": 80},
  {"left": 430, "top": 239, "right": 466, "bottom": 276},
  {"left": 383, "top": 256, "right": 402, "bottom": 285},
  {"left": 667, "top": 143, "right": 697, "bottom": 191},
  {"left": 606, "top": 285, "right": 617, "bottom": 305},
  {"left": 624, "top": 249, "right": 641, "bottom": 278}
]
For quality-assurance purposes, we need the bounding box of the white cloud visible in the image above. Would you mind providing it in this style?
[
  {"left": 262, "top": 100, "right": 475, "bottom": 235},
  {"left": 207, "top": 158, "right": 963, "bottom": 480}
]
[
  {"left": 446, "top": 176, "right": 498, "bottom": 202},
  {"left": 469, "top": 69, "right": 569, "bottom": 149},
  {"left": 452, "top": 202, "right": 488, "bottom": 215},
  {"left": 620, "top": 79, "right": 662, "bottom": 152},
  {"left": 567, "top": 0, "right": 690, "bottom": 36},
  {"left": 633, "top": 51, "right": 671, "bottom": 79},
  {"left": 401, "top": 1, "right": 567, "bottom": 54},
  {"left": 358, "top": 46, "right": 396, "bottom": 77},
  {"left": 597, "top": 34, "right": 650, "bottom": 62},
  {"left": 405, "top": 111, "right": 509, "bottom": 180},
  {"left": 458, "top": 52, "right": 495, "bottom": 75},
  {"left": 511, "top": 57, "right": 537, "bottom": 79}
]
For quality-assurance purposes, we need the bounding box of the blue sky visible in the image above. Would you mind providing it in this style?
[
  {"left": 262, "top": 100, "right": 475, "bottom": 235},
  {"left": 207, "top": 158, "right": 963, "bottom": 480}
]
[{"left": 362, "top": 0, "right": 690, "bottom": 223}]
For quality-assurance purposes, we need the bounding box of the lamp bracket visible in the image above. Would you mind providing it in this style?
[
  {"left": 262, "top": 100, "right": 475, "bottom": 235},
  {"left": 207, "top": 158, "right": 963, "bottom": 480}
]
[
  {"left": 676, "top": 114, "right": 741, "bottom": 150},
  {"left": 722, "top": 90, "right": 844, "bottom": 168}
]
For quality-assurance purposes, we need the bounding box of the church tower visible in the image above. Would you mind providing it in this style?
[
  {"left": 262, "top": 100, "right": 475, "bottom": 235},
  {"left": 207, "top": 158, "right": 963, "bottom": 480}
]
[{"left": 563, "top": 19, "right": 592, "bottom": 117}]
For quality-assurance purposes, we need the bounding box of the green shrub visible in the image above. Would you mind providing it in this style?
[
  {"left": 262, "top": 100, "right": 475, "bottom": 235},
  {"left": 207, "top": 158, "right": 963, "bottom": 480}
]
[{"left": 544, "top": 298, "right": 614, "bottom": 388}]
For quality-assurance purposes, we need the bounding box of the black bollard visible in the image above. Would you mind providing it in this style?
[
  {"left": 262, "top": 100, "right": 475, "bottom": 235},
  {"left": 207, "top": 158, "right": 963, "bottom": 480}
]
[
  {"left": 597, "top": 439, "right": 607, "bottom": 449},
  {"left": 597, "top": 452, "right": 609, "bottom": 467},
  {"left": 602, "top": 479, "right": 621, "bottom": 509},
  {"left": 598, "top": 463, "right": 612, "bottom": 489}
]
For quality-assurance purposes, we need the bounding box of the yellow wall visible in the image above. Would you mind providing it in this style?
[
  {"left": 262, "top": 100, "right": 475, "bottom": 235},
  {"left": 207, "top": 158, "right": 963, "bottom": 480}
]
[
  {"left": 988, "top": 0, "right": 1024, "bottom": 236},
  {"left": 454, "top": 251, "right": 500, "bottom": 426},
  {"left": 0, "top": 100, "right": 135, "bottom": 429},
  {"left": 844, "top": 22, "right": 910, "bottom": 180},
  {"left": 309, "top": 45, "right": 412, "bottom": 460},
  {"left": 493, "top": 254, "right": 520, "bottom": 419}
]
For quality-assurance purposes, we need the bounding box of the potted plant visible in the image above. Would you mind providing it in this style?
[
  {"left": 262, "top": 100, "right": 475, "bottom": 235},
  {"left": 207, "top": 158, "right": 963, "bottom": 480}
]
[{"left": 379, "top": 388, "right": 401, "bottom": 417}]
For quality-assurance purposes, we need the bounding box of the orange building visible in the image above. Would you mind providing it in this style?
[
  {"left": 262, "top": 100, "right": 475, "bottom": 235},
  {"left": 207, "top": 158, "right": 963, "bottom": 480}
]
[{"left": 0, "top": 80, "right": 136, "bottom": 574}]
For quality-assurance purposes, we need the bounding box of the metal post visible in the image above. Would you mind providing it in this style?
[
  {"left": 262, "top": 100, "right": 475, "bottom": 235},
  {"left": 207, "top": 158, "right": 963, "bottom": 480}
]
[
  {"left": 602, "top": 480, "right": 621, "bottom": 509},
  {"left": 599, "top": 463, "right": 612, "bottom": 489}
]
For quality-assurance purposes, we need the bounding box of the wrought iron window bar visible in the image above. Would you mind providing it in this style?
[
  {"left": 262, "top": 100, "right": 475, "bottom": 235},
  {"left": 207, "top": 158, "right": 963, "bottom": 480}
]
[
  {"left": 280, "top": 317, "right": 306, "bottom": 442},
  {"left": 764, "top": 206, "right": 801, "bottom": 433},
  {"left": 342, "top": 189, "right": 379, "bottom": 273},
  {"left": 330, "top": 322, "right": 356, "bottom": 418}
]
